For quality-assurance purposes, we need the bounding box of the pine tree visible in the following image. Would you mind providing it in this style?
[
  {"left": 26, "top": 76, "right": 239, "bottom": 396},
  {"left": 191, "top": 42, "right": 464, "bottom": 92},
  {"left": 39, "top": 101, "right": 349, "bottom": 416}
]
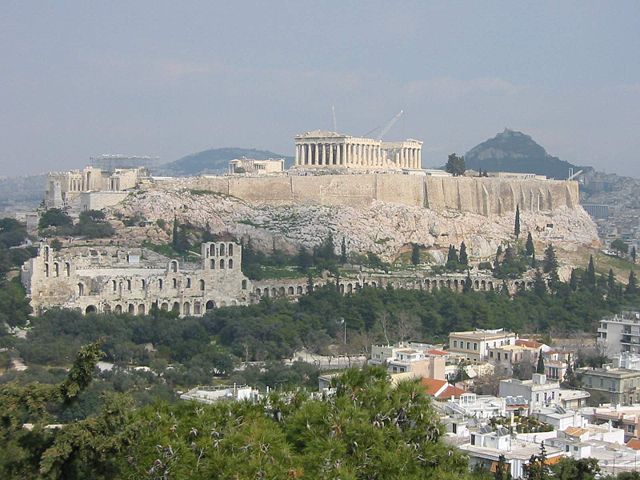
[
  {"left": 514, "top": 205, "right": 521, "bottom": 238},
  {"left": 525, "top": 232, "right": 535, "bottom": 257},
  {"left": 536, "top": 349, "right": 545, "bottom": 374},
  {"left": 585, "top": 255, "right": 597, "bottom": 289},
  {"left": 459, "top": 241, "right": 468, "bottom": 265},
  {"left": 627, "top": 270, "right": 638, "bottom": 296},
  {"left": 533, "top": 269, "right": 547, "bottom": 297},
  {"left": 340, "top": 237, "right": 347, "bottom": 264},
  {"left": 411, "top": 243, "right": 420, "bottom": 266}
]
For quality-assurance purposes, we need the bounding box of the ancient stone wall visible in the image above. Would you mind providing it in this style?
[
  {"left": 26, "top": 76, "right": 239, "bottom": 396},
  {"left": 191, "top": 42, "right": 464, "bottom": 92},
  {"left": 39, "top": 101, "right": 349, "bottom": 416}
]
[{"left": 150, "top": 174, "right": 580, "bottom": 216}]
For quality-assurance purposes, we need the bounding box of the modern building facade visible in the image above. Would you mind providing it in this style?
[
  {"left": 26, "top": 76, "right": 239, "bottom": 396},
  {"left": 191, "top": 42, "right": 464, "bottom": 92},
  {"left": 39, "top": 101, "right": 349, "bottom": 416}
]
[{"left": 597, "top": 312, "right": 640, "bottom": 356}]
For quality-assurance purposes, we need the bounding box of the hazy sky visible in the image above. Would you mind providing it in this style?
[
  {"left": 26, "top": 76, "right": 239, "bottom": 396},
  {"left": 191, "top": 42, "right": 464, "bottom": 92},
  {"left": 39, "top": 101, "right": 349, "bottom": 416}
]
[{"left": 1, "top": 1, "right": 639, "bottom": 176}]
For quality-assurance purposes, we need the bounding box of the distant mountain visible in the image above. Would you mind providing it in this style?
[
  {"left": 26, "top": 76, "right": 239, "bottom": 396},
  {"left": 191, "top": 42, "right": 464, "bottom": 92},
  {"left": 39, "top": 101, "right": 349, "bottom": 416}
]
[
  {"left": 158, "top": 148, "right": 294, "bottom": 176},
  {"left": 0, "top": 174, "right": 45, "bottom": 210},
  {"left": 464, "top": 129, "right": 587, "bottom": 180}
]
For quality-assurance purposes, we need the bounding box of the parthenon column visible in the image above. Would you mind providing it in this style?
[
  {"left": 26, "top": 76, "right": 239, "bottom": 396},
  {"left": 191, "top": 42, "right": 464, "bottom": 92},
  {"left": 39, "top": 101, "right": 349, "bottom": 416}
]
[
  {"left": 314, "top": 144, "right": 319, "bottom": 166},
  {"left": 329, "top": 144, "right": 334, "bottom": 165}
]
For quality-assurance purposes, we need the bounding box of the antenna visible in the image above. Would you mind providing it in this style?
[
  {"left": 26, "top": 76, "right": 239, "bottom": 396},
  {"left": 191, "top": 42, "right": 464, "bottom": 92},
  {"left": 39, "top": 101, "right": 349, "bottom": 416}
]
[{"left": 332, "top": 106, "right": 337, "bottom": 132}]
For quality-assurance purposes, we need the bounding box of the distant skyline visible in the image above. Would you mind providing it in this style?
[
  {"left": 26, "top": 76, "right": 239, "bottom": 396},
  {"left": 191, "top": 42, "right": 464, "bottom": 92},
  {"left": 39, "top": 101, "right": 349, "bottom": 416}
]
[{"left": 1, "top": 1, "right": 639, "bottom": 177}]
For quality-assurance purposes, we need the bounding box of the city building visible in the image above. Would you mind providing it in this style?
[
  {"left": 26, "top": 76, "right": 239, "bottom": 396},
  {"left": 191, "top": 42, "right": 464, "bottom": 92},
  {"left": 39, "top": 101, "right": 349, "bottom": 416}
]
[
  {"left": 449, "top": 329, "right": 517, "bottom": 363},
  {"left": 597, "top": 311, "right": 640, "bottom": 356},
  {"left": 499, "top": 374, "right": 560, "bottom": 412},
  {"left": 228, "top": 158, "right": 285, "bottom": 175},
  {"left": 180, "top": 384, "right": 261, "bottom": 404},
  {"left": 369, "top": 343, "right": 445, "bottom": 379},
  {"left": 421, "top": 378, "right": 466, "bottom": 400},
  {"left": 488, "top": 344, "right": 539, "bottom": 376},
  {"left": 294, "top": 130, "right": 422, "bottom": 170},
  {"left": 581, "top": 404, "right": 640, "bottom": 442},
  {"left": 579, "top": 366, "right": 640, "bottom": 405}
]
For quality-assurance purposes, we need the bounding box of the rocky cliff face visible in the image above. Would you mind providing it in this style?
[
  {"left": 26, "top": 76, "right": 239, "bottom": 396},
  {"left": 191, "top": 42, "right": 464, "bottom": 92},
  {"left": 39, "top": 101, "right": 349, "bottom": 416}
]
[{"left": 111, "top": 188, "right": 599, "bottom": 266}]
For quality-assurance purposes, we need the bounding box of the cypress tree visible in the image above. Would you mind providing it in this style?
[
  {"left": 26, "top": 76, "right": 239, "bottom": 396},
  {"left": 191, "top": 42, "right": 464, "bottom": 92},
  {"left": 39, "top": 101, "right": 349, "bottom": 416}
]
[
  {"left": 447, "top": 245, "right": 459, "bottom": 265},
  {"left": 463, "top": 272, "right": 473, "bottom": 293},
  {"left": 525, "top": 232, "right": 535, "bottom": 257},
  {"left": 514, "top": 205, "right": 521, "bottom": 238},
  {"left": 536, "top": 349, "right": 545, "bottom": 374},
  {"left": 569, "top": 268, "right": 579, "bottom": 291},
  {"left": 585, "top": 255, "right": 597, "bottom": 289},
  {"left": 340, "top": 237, "right": 347, "bottom": 264},
  {"left": 627, "top": 270, "right": 638, "bottom": 296},
  {"left": 411, "top": 243, "right": 420, "bottom": 266},
  {"left": 459, "top": 241, "right": 468, "bottom": 266},
  {"left": 172, "top": 216, "right": 179, "bottom": 250},
  {"left": 633, "top": 246, "right": 637, "bottom": 264},
  {"left": 533, "top": 269, "right": 547, "bottom": 297},
  {"left": 607, "top": 268, "right": 617, "bottom": 295}
]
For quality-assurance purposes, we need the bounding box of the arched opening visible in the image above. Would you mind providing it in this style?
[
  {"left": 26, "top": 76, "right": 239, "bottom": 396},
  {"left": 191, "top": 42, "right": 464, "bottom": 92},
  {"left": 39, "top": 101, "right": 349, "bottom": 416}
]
[
  {"left": 170, "top": 261, "right": 178, "bottom": 273},
  {"left": 141, "top": 279, "right": 146, "bottom": 290},
  {"left": 173, "top": 278, "right": 178, "bottom": 288},
  {"left": 183, "top": 302, "right": 191, "bottom": 315},
  {"left": 219, "top": 244, "right": 225, "bottom": 256},
  {"left": 186, "top": 277, "right": 192, "bottom": 288},
  {"left": 158, "top": 279, "right": 163, "bottom": 290},
  {"left": 103, "top": 304, "right": 111, "bottom": 314},
  {"left": 297, "top": 286, "right": 303, "bottom": 294},
  {"left": 115, "top": 304, "right": 122, "bottom": 314},
  {"left": 206, "top": 300, "right": 215, "bottom": 310},
  {"left": 128, "top": 304, "right": 135, "bottom": 314},
  {"left": 44, "top": 263, "right": 49, "bottom": 277},
  {"left": 347, "top": 283, "right": 353, "bottom": 293},
  {"left": 241, "top": 280, "right": 247, "bottom": 290},
  {"left": 54, "top": 263, "right": 59, "bottom": 277},
  {"left": 371, "top": 281, "right": 377, "bottom": 288},
  {"left": 219, "top": 259, "right": 225, "bottom": 269},
  {"left": 264, "top": 289, "right": 270, "bottom": 297},
  {"left": 288, "top": 286, "right": 294, "bottom": 295},
  {"left": 112, "top": 280, "right": 117, "bottom": 292},
  {"left": 339, "top": 284, "right": 345, "bottom": 294},
  {"left": 228, "top": 244, "right": 234, "bottom": 256},
  {"left": 209, "top": 244, "right": 215, "bottom": 256},
  {"left": 210, "top": 259, "right": 216, "bottom": 269},
  {"left": 474, "top": 280, "right": 480, "bottom": 289},
  {"left": 271, "top": 287, "right": 277, "bottom": 297},
  {"left": 65, "top": 262, "right": 71, "bottom": 276},
  {"left": 172, "top": 302, "right": 180, "bottom": 313},
  {"left": 127, "top": 279, "right": 132, "bottom": 291},
  {"left": 161, "top": 302, "right": 168, "bottom": 311},
  {"left": 255, "top": 288, "right": 261, "bottom": 296},
  {"left": 194, "top": 302, "right": 201, "bottom": 315},
  {"left": 199, "top": 279, "right": 205, "bottom": 291},
  {"left": 44, "top": 245, "right": 50, "bottom": 260},
  {"left": 228, "top": 259, "right": 233, "bottom": 269},
  {"left": 77, "top": 283, "right": 84, "bottom": 296},
  {"left": 138, "top": 304, "right": 146, "bottom": 315},
  {"left": 279, "top": 287, "right": 285, "bottom": 296},
  {"left": 85, "top": 305, "right": 97, "bottom": 314}
]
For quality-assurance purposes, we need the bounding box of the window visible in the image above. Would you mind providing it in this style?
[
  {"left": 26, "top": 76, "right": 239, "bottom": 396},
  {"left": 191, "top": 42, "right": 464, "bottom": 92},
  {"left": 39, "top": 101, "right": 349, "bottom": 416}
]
[
  {"left": 127, "top": 279, "right": 132, "bottom": 291},
  {"left": 200, "top": 279, "right": 205, "bottom": 291},
  {"left": 228, "top": 259, "right": 233, "bottom": 269},
  {"left": 211, "top": 259, "right": 215, "bottom": 269},
  {"left": 112, "top": 280, "right": 117, "bottom": 292},
  {"left": 473, "top": 343, "right": 478, "bottom": 351},
  {"left": 490, "top": 351, "right": 494, "bottom": 358},
  {"left": 228, "top": 244, "right": 233, "bottom": 256},
  {"left": 219, "top": 259, "right": 225, "bottom": 269},
  {"left": 141, "top": 279, "right": 146, "bottom": 290},
  {"left": 186, "top": 278, "right": 192, "bottom": 288},
  {"left": 219, "top": 244, "right": 225, "bottom": 256},
  {"left": 242, "top": 280, "right": 247, "bottom": 290},
  {"left": 65, "top": 262, "right": 71, "bottom": 276},
  {"left": 173, "top": 278, "right": 178, "bottom": 288},
  {"left": 453, "top": 340, "right": 458, "bottom": 348},
  {"left": 77, "top": 283, "right": 84, "bottom": 296},
  {"left": 158, "top": 279, "right": 163, "bottom": 290}
]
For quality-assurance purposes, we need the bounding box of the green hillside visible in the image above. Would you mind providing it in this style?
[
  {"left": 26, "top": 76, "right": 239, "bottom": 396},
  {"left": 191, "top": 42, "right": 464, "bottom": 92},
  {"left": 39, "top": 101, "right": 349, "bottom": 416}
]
[
  {"left": 158, "top": 148, "right": 294, "bottom": 176},
  {"left": 465, "top": 129, "right": 587, "bottom": 180}
]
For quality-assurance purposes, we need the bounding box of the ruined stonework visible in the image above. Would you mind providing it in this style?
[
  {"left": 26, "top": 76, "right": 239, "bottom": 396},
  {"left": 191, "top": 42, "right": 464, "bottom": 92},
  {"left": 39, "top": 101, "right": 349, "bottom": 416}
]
[{"left": 21, "top": 242, "right": 252, "bottom": 317}]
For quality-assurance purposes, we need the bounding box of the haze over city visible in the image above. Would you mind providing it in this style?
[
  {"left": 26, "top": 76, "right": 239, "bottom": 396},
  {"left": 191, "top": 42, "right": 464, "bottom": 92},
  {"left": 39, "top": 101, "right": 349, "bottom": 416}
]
[{"left": 1, "top": 1, "right": 639, "bottom": 176}]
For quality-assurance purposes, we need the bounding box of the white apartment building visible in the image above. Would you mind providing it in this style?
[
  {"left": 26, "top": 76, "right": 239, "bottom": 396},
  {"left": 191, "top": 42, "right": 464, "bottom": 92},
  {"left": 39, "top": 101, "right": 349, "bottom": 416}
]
[
  {"left": 597, "top": 311, "right": 640, "bottom": 356},
  {"left": 499, "top": 374, "right": 561, "bottom": 412},
  {"left": 449, "top": 329, "right": 517, "bottom": 363}
]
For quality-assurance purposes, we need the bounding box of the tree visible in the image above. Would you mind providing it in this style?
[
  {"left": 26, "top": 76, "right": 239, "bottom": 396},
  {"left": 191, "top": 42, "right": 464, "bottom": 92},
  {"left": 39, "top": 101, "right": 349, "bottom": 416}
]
[
  {"left": 561, "top": 354, "right": 580, "bottom": 389},
  {"left": 445, "top": 153, "right": 466, "bottom": 176},
  {"left": 463, "top": 272, "right": 473, "bottom": 293},
  {"left": 411, "top": 243, "right": 420, "bottom": 266},
  {"left": 533, "top": 269, "right": 547, "bottom": 297},
  {"left": 536, "top": 349, "right": 545, "bottom": 374},
  {"left": 38, "top": 208, "right": 73, "bottom": 234},
  {"left": 340, "top": 237, "right": 347, "bottom": 264},
  {"left": 632, "top": 246, "right": 637, "bottom": 263},
  {"left": 446, "top": 245, "right": 459, "bottom": 270},
  {"left": 495, "top": 454, "right": 512, "bottom": 480},
  {"left": 569, "top": 268, "right": 579, "bottom": 291},
  {"left": 542, "top": 244, "right": 558, "bottom": 276},
  {"left": 297, "top": 246, "right": 314, "bottom": 272},
  {"left": 459, "top": 241, "right": 468, "bottom": 266},
  {"left": 525, "top": 232, "right": 535, "bottom": 257},
  {"left": 584, "top": 255, "right": 597, "bottom": 289},
  {"left": 514, "top": 205, "right": 521, "bottom": 238},
  {"left": 611, "top": 238, "right": 629, "bottom": 257},
  {"left": 551, "top": 457, "right": 599, "bottom": 480},
  {"left": 627, "top": 270, "right": 638, "bottom": 296},
  {"left": 607, "top": 268, "right": 617, "bottom": 297}
]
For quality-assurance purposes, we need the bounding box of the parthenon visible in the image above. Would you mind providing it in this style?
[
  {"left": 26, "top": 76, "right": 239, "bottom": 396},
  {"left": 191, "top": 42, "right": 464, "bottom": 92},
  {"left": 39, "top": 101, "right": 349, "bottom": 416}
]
[{"left": 294, "top": 130, "right": 422, "bottom": 170}]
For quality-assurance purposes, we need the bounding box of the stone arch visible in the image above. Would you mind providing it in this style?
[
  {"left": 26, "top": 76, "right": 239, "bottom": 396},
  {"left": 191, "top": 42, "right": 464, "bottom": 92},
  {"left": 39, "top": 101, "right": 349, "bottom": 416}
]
[
  {"left": 371, "top": 281, "right": 377, "bottom": 288},
  {"left": 103, "top": 304, "right": 111, "bottom": 314},
  {"left": 161, "top": 302, "right": 168, "bottom": 311},
  {"left": 279, "top": 286, "right": 285, "bottom": 296},
  {"left": 44, "top": 263, "right": 49, "bottom": 277},
  {"left": 481, "top": 280, "right": 487, "bottom": 291},
  {"left": 228, "top": 259, "right": 233, "bottom": 269},
  {"left": 209, "top": 244, "right": 215, "bottom": 256},
  {"left": 474, "top": 280, "right": 480, "bottom": 289},
  {"left": 85, "top": 305, "right": 97, "bottom": 314},
  {"left": 65, "top": 262, "right": 71, "bottom": 276},
  {"left": 194, "top": 302, "right": 201, "bottom": 315},
  {"left": 296, "top": 285, "right": 303, "bottom": 294},
  {"left": 264, "top": 289, "right": 270, "bottom": 297},
  {"left": 219, "top": 244, "right": 225, "bottom": 256},
  {"left": 172, "top": 302, "right": 180, "bottom": 313},
  {"left": 77, "top": 282, "right": 85, "bottom": 296},
  {"left": 255, "top": 288, "right": 262, "bottom": 296},
  {"left": 158, "top": 278, "right": 163, "bottom": 290},
  {"left": 219, "top": 259, "right": 225, "bottom": 269},
  {"left": 454, "top": 279, "right": 459, "bottom": 289},
  {"left": 210, "top": 259, "right": 216, "bottom": 269},
  {"left": 446, "top": 280, "right": 451, "bottom": 289},
  {"left": 170, "top": 260, "right": 178, "bottom": 273},
  {"left": 347, "top": 283, "right": 353, "bottom": 293},
  {"left": 183, "top": 302, "right": 191, "bottom": 315},
  {"left": 488, "top": 281, "right": 494, "bottom": 290},
  {"left": 288, "top": 286, "right": 294, "bottom": 295},
  {"left": 206, "top": 300, "right": 215, "bottom": 310},
  {"left": 200, "top": 279, "right": 205, "bottom": 291},
  {"left": 339, "top": 283, "right": 345, "bottom": 294},
  {"left": 128, "top": 304, "right": 135, "bottom": 314},
  {"left": 115, "top": 304, "right": 122, "bottom": 314},
  {"left": 44, "top": 245, "right": 50, "bottom": 261},
  {"left": 271, "top": 287, "right": 277, "bottom": 297},
  {"left": 228, "top": 244, "right": 234, "bottom": 256},
  {"left": 138, "top": 304, "right": 146, "bottom": 315},
  {"left": 54, "top": 262, "right": 60, "bottom": 277},
  {"left": 112, "top": 279, "right": 117, "bottom": 292}
]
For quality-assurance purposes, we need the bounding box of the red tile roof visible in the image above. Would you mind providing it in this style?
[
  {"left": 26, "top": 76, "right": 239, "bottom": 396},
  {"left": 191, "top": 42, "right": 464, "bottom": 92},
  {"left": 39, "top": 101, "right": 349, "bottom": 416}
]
[
  {"left": 420, "top": 378, "right": 466, "bottom": 399},
  {"left": 627, "top": 438, "right": 640, "bottom": 450}
]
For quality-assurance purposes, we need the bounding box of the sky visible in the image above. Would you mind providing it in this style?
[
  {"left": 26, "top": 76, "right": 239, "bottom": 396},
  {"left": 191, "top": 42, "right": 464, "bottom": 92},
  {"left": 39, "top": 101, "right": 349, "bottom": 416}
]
[{"left": 1, "top": 1, "right": 639, "bottom": 177}]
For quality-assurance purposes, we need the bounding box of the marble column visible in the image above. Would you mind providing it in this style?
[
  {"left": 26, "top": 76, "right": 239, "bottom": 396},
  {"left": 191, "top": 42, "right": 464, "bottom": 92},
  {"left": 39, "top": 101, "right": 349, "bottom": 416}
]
[
  {"left": 314, "top": 144, "right": 319, "bottom": 166},
  {"left": 329, "top": 143, "right": 334, "bottom": 165}
]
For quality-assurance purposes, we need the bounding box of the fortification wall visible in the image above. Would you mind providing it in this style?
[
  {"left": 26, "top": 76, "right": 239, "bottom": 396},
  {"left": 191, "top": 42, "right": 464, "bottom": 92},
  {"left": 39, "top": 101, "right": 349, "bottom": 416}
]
[{"left": 151, "top": 174, "right": 580, "bottom": 216}]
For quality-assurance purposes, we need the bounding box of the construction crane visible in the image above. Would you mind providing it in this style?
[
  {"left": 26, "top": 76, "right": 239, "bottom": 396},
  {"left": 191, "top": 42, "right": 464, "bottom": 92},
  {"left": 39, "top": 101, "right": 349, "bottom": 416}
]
[
  {"left": 567, "top": 168, "right": 583, "bottom": 181},
  {"left": 364, "top": 110, "right": 404, "bottom": 140}
]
